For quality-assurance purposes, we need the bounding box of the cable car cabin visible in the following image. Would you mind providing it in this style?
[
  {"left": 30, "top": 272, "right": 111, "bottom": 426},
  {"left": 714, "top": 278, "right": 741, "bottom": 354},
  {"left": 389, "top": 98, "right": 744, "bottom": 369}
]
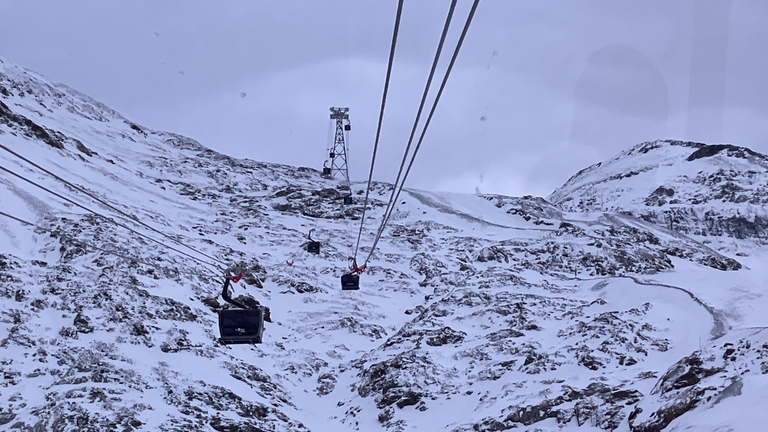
[
  {"left": 341, "top": 273, "right": 360, "bottom": 290},
  {"left": 322, "top": 167, "right": 331, "bottom": 176},
  {"left": 343, "top": 195, "right": 353, "bottom": 205},
  {"left": 306, "top": 240, "right": 321, "bottom": 254},
  {"left": 344, "top": 124, "right": 351, "bottom": 131},
  {"left": 329, "top": 152, "right": 335, "bottom": 158},
  {"left": 218, "top": 308, "right": 264, "bottom": 344}
]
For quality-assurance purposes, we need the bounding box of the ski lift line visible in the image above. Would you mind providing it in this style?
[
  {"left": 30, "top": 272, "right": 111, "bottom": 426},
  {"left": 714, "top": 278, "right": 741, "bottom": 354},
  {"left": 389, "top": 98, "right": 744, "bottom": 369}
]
[
  {"left": 352, "top": 0, "right": 405, "bottom": 262},
  {"left": 362, "top": 0, "right": 481, "bottom": 266},
  {"left": 340, "top": 129, "right": 355, "bottom": 256},
  {"left": 284, "top": 239, "right": 311, "bottom": 267},
  {"left": 368, "top": 0, "right": 458, "bottom": 258},
  {"left": 0, "top": 209, "right": 33, "bottom": 226},
  {"left": 0, "top": 143, "right": 227, "bottom": 269},
  {"left": 0, "top": 163, "right": 224, "bottom": 273},
  {"left": 0, "top": 210, "right": 220, "bottom": 281}
]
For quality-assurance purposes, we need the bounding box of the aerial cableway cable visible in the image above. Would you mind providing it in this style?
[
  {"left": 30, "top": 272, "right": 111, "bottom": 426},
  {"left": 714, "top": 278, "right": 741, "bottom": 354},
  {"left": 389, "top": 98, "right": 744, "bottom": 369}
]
[
  {"left": 365, "top": 0, "right": 458, "bottom": 265},
  {"left": 0, "top": 143, "right": 227, "bottom": 270},
  {"left": 0, "top": 163, "right": 224, "bottom": 274},
  {"left": 0, "top": 210, "right": 219, "bottom": 281},
  {"left": 2, "top": 209, "right": 265, "bottom": 345},
  {"left": 362, "top": 0, "right": 481, "bottom": 267},
  {"left": 351, "top": 0, "right": 405, "bottom": 269}
]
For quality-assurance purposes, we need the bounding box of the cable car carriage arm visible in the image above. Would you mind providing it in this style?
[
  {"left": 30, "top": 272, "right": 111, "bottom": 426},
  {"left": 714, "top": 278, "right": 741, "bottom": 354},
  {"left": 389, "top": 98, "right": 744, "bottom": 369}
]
[{"left": 221, "top": 272, "right": 247, "bottom": 309}]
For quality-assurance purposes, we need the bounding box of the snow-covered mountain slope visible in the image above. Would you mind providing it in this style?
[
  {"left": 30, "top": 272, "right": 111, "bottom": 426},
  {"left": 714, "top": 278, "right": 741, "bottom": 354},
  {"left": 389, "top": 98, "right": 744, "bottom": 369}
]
[
  {"left": 1, "top": 56, "right": 767, "bottom": 432},
  {"left": 549, "top": 140, "right": 768, "bottom": 246}
]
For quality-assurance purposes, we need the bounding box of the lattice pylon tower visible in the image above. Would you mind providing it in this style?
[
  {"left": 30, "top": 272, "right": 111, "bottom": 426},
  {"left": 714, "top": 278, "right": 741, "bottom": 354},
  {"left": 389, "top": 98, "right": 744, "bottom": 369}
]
[{"left": 325, "top": 107, "right": 351, "bottom": 182}]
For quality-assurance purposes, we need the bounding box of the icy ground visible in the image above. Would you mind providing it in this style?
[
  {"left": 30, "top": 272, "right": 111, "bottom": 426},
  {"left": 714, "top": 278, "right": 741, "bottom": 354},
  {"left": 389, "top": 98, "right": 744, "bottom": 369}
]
[{"left": 1, "top": 56, "right": 768, "bottom": 431}]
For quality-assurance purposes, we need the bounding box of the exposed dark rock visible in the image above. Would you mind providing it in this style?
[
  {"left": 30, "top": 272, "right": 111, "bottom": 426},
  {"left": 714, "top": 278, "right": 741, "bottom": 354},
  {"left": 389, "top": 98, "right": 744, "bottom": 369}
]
[
  {"left": 476, "top": 246, "right": 509, "bottom": 263},
  {"left": 293, "top": 281, "right": 322, "bottom": 294},
  {"left": 378, "top": 406, "right": 394, "bottom": 423},
  {"left": 73, "top": 312, "right": 94, "bottom": 334},
  {"left": 316, "top": 372, "right": 337, "bottom": 396},
  {"left": 0, "top": 99, "right": 67, "bottom": 149},
  {"left": 627, "top": 336, "right": 768, "bottom": 432},
  {"left": 126, "top": 122, "right": 147, "bottom": 136},
  {"left": 644, "top": 186, "right": 675, "bottom": 207},
  {"left": 272, "top": 186, "right": 301, "bottom": 198},
  {"left": 410, "top": 252, "right": 446, "bottom": 286},
  {"left": 0, "top": 408, "right": 16, "bottom": 426},
  {"left": 558, "top": 305, "right": 670, "bottom": 369},
  {"left": 425, "top": 326, "right": 466, "bottom": 346},
  {"left": 486, "top": 328, "right": 524, "bottom": 341},
  {"left": 312, "top": 187, "right": 342, "bottom": 200},
  {"left": 74, "top": 139, "right": 93, "bottom": 156},
  {"left": 687, "top": 143, "right": 765, "bottom": 162},
  {"left": 646, "top": 207, "right": 768, "bottom": 243},
  {"left": 395, "top": 390, "right": 421, "bottom": 408},
  {"left": 469, "top": 382, "right": 642, "bottom": 431},
  {"left": 357, "top": 351, "right": 445, "bottom": 410},
  {"left": 333, "top": 316, "right": 385, "bottom": 340}
]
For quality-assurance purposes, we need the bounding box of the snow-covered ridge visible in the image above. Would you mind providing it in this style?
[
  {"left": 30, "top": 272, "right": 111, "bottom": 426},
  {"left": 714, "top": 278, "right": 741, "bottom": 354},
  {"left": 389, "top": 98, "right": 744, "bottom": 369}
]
[
  {"left": 1, "top": 56, "right": 767, "bottom": 432},
  {"left": 0, "top": 56, "right": 122, "bottom": 124},
  {"left": 549, "top": 139, "right": 768, "bottom": 243}
]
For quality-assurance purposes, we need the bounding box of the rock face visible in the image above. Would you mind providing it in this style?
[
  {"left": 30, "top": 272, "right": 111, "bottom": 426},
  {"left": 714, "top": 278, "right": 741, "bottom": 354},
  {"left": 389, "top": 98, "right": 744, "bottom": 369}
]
[
  {"left": 464, "top": 382, "right": 643, "bottom": 431},
  {"left": 629, "top": 330, "right": 768, "bottom": 431},
  {"left": 0, "top": 56, "right": 766, "bottom": 432}
]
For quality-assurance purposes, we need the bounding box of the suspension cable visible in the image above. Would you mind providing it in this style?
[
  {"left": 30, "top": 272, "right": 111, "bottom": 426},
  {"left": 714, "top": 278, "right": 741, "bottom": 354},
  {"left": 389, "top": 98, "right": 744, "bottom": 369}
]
[
  {"left": 0, "top": 209, "right": 34, "bottom": 227},
  {"left": 352, "top": 0, "right": 405, "bottom": 263},
  {"left": 0, "top": 163, "right": 224, "bottom": 273},
  {"left": 0, "top": 210, "right": 219, "bottom": 281},
  {"left": 370, "top": 0, "right": 457, "bottom": 259},
  {"left": 0, "top": 143, "right": 227, "bottom": 269},
  {"left": 363, "top": 0, "right": 480, "bottom": 266}
]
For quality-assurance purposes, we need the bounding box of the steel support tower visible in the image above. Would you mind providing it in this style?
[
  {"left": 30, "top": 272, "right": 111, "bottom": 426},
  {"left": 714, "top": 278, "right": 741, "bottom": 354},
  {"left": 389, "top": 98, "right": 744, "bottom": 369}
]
[{"left": 325, "top": 107, "right": 351, "bottom": 181}]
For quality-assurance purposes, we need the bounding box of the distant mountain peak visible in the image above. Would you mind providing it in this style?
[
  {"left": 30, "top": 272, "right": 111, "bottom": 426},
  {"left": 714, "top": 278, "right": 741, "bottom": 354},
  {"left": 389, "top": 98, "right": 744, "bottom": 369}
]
[{"left": 549, "top": 139, "right": 768, "bottom": 241}]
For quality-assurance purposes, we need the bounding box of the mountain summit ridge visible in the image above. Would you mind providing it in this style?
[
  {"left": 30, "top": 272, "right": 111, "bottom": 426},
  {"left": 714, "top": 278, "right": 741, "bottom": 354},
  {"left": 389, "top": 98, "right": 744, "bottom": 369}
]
[{"left": 549, "top": 139, "right": 768, "bottom": 243}]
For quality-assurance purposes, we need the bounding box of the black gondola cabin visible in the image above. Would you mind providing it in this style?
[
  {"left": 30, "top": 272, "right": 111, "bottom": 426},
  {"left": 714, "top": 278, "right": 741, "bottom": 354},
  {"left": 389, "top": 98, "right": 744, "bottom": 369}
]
[
  {"left": 341, "top": 273, "right": 360, "bottom": 290},
  {"left": 219, "top": 308, "right": 264, "bottom": 344},
  {"left": 307, "top": 241, "right": 321, "bottom": 254}
]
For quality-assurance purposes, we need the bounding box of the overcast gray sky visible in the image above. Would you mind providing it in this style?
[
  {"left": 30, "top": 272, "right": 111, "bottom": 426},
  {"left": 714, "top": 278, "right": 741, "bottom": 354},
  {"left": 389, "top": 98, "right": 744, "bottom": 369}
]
[{"left": 2, "top": 0, "right": 766, "bottom": 197}]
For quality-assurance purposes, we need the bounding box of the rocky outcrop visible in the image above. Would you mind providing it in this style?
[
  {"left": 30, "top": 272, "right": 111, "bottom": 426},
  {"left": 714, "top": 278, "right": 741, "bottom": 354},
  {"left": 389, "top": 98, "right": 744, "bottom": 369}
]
[
  {"left": 463, "top": 382, "right": 642, "bottom": 431},
  {"left": 629, "top": 330, "right": 768, "bottom": 431},
  {"left": 0, "top": 99, "right": 67, "bottom": 149}
]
